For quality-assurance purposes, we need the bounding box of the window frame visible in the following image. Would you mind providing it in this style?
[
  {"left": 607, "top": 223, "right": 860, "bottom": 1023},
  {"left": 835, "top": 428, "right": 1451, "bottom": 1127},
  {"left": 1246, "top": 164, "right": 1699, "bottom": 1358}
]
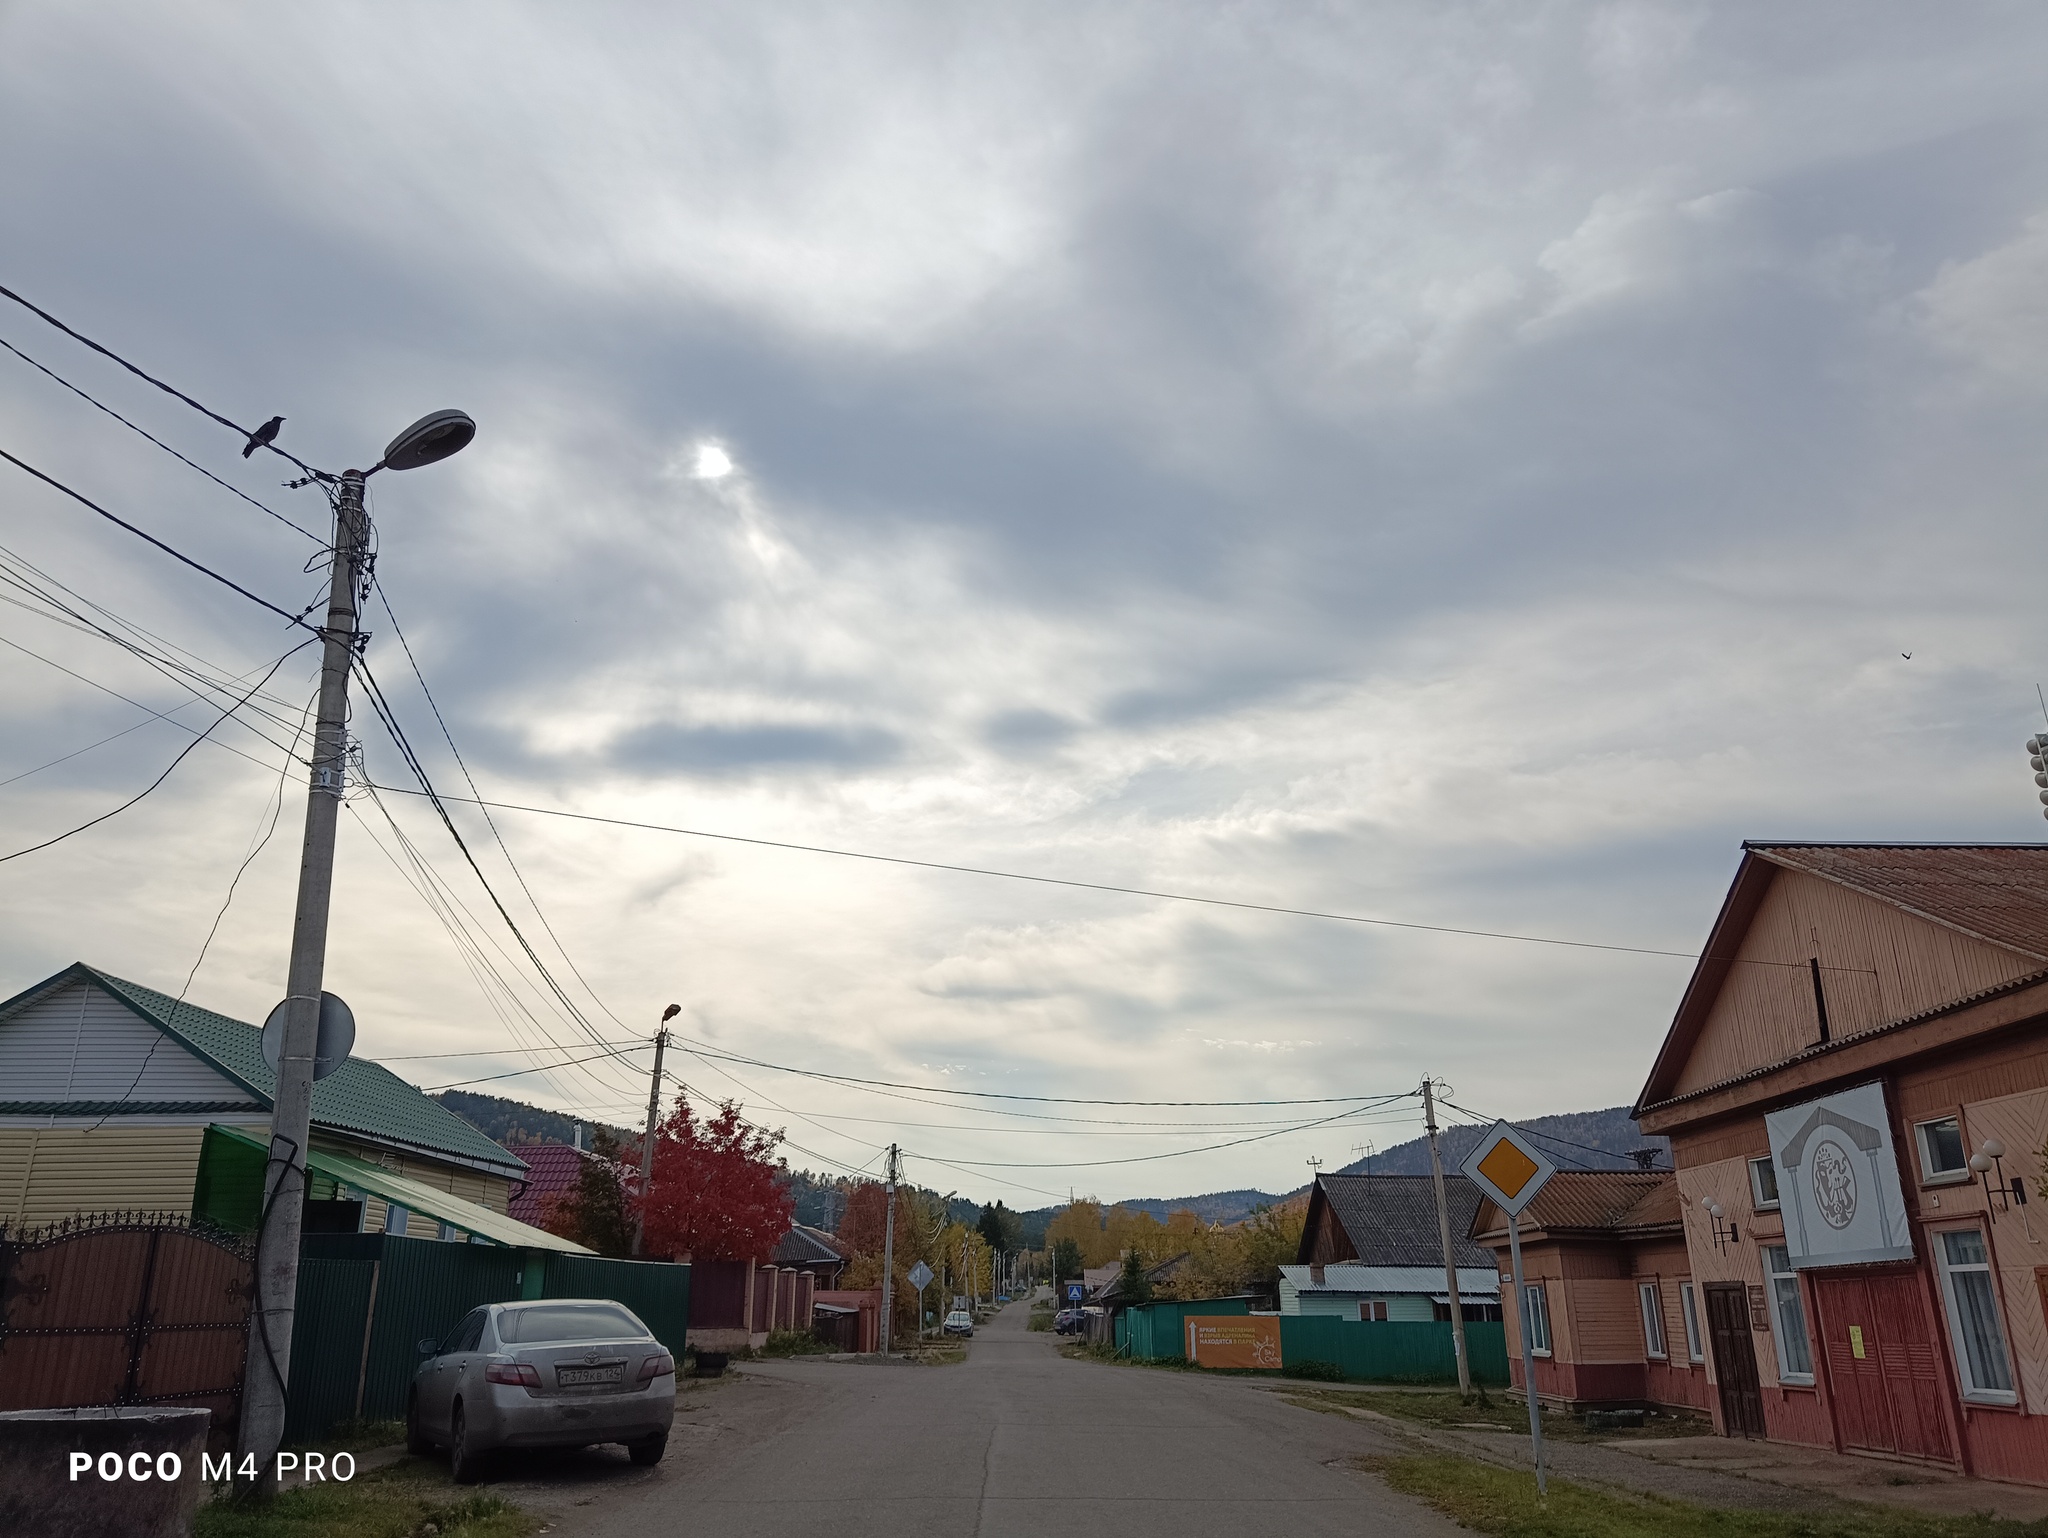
[
  {"left": 1747, "top": 1156, "right": 1781, "bottom": 1210},
  {"left": 1639, "top": 1281, "right": 1668, "bottom": 1359},
  {"left": 1914, "top": 1116, "right": 1971, "bottom": 1186},
  {"left": 1761, "top": 1244, "right": 1814, "bottom": 1385},
  {"left": 1360, "top": 1299, "right": 1388, "bottom": 1322},
  {"left": 1679, "top": 1281, "right": 1703, "bottom": 1364},
  {"left": 1933, "top": 1226, "right": 2018, "bottom": 1405},
  {"left": 1524, "top": 1281, "right": 1552, "bottom": 1357}
]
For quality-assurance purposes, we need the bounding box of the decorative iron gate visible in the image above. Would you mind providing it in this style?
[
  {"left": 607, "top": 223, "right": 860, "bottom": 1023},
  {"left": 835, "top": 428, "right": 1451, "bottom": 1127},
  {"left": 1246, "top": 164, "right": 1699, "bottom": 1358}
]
[{"left": 0, "top": 1212, "right": 252, "bottom": 1440}]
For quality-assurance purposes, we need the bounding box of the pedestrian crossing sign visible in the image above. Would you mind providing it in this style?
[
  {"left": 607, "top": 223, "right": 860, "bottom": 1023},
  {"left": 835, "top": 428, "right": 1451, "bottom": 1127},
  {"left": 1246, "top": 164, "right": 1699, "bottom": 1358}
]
[{"left": 1458, "top": 1120, "right": 1556, "bottom": 1217}]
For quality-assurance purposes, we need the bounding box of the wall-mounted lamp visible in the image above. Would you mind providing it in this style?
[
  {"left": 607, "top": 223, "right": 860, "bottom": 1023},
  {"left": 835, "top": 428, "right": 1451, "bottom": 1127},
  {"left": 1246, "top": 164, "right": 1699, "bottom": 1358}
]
[
  {"left": 1968, "top": 1139, "right": 2031, "bottom": 1235},
  {"left": 1701, "top": 1198, "right": 1739, "bottom": 1254}
]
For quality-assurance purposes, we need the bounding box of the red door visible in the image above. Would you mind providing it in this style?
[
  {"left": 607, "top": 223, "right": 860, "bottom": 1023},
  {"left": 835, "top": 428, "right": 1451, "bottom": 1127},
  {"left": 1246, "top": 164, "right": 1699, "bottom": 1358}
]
[{"left": 1810, "top": 1269, "right": 1956, "bottom": 1464}]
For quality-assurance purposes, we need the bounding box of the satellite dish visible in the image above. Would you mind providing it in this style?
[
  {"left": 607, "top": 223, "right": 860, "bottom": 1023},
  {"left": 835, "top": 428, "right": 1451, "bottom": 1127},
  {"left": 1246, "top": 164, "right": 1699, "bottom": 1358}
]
[
  {"left": 380, "top": 409, "right": 475, "bottom": 473},
  {"left": 261, "top": 992, "right": 357, "bottom": 1081}
]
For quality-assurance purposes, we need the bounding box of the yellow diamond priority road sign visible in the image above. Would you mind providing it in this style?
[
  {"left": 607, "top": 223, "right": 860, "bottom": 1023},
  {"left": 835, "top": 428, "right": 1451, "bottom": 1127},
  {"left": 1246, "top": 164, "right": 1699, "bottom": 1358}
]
[{"left": 1459, "top": 1119, "right": 1556, "bottom": 1217}]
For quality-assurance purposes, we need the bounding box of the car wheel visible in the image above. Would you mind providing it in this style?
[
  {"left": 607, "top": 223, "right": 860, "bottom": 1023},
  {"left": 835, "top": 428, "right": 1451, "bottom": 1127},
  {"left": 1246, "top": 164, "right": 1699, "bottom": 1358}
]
[
  {"left": 405, "top": 1390, "right": 432, "bottom": 1455},
  {"left": 449, "top": 1403, "right": 485, "bottom": 1485},
  {"left": 627, "top": 1431, "right": 668, "bottom": 1467}
]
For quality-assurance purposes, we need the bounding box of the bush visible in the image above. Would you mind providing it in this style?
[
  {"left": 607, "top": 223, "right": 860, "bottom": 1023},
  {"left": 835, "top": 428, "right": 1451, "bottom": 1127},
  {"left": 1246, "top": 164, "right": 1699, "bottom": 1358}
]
[
  {"left": 1281, "top": 1359, "right": 1346, "bottom": 1382},
  {"left": 761, "top": 1329, "right": 833, "bottom": 1357}
]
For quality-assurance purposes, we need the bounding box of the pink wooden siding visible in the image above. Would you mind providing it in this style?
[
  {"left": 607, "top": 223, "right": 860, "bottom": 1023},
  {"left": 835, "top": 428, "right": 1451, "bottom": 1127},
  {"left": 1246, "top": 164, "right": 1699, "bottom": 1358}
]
[{"left": 1673, "top": 870, "right": 2035, "bottom": 1097}]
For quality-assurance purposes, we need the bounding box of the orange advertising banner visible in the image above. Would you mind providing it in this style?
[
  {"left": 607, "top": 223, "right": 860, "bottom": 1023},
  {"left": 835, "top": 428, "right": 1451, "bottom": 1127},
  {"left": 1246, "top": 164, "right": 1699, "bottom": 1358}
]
[{"left": 1184, "top": 1314, "right": 1282, "bottom": 1369}]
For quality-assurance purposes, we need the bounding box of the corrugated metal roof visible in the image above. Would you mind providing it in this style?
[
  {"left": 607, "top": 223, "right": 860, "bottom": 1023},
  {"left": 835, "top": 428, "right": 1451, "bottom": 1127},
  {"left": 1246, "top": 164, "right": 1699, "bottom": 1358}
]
[
  {"left": 42, "top": 965, "right": 527, "bottom": 1177},
  {"left": 504, "top": 1143, "right": 592, "bottom": 1224},
  {"left": 1279, "top": 1263, "right": 1498, "bottom": 1298},
  {"left": 774, "top": 1224, "right": 846, "bottom": 1267},
  {"left": 1314, "top": 1175, "right": 1494, "bottom": 1267},
  {"left": 1471, "top": 1170, "right": 1678, "bottom": 1241},
  {"left": 209, "top": 1123, "right": 583, "bottom": 1252},
  {"left": 1749, "top": 843, "right": 2048, "bottom": 962}
]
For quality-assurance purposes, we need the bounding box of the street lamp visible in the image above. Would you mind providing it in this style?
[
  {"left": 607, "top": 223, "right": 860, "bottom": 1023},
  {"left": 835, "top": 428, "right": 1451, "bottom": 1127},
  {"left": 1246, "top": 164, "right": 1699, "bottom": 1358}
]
[{"left": 239, "top": 411, "right": 474, "bottom": 1495}]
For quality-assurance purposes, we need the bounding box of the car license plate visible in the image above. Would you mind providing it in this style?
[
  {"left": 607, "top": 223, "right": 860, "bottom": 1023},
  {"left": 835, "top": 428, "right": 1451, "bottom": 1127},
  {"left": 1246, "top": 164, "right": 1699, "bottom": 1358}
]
[{"left": 557, "top": 1364, "right": 623, "bottom": 1386}]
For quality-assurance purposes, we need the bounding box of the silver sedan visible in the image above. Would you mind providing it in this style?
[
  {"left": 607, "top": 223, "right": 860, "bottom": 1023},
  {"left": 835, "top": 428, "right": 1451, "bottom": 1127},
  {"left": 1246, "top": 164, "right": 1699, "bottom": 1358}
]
[{"left": 406, "top": 1299, "right": 676, "bottom": 1482}]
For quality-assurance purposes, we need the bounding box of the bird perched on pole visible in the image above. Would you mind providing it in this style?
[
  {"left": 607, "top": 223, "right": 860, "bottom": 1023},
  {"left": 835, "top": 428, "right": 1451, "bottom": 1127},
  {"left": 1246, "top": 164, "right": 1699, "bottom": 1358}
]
[{"left": 243, "top": 415, "right": 284, "bottom": 458}]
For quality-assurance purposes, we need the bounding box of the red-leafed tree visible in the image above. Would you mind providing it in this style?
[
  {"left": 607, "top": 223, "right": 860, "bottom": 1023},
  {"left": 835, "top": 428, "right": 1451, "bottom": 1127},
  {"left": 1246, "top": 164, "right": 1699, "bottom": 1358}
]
[{"left": 637, "top": 1098, "right": 793, "bottom": 1262}]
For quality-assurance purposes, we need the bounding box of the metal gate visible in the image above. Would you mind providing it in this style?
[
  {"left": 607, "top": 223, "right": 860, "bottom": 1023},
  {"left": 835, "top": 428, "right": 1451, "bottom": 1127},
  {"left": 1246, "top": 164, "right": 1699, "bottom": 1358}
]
[{"left": 0, "top": 1212, "right": 252, "bottom": 1440}]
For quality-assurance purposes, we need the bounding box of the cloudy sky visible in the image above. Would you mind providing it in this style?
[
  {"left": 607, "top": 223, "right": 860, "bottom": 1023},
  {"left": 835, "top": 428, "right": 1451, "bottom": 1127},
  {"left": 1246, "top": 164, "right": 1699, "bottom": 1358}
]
[{"left": 4, "top": 3, "right": 2047, "bottom": 1205}]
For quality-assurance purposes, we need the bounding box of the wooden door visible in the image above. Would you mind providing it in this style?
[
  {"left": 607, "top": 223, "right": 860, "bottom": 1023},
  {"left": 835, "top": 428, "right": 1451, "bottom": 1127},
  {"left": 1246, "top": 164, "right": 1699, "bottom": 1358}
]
[
  {"left": 1811, "top": 1269, "right": 1956, "bottom": 1464},
  {"left": 1705, "top": 1283, "right": 1766, "bottom": 1437}
]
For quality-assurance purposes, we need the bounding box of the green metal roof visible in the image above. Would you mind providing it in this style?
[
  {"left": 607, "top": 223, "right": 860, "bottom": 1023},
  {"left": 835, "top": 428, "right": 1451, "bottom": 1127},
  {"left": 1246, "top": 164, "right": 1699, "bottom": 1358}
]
[
  {"left": 6, "top": 964, "right": 526, "bottom": 1178},
  {"left": 208, "top": 1124, "right": 585, "bottom": 1253}
]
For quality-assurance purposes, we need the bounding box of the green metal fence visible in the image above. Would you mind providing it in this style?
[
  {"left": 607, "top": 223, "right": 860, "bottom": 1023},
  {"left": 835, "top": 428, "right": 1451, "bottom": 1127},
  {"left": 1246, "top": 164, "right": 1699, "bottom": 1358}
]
[
  {"left": 1279, "top": 1316, "right": 1508, "bottom": 1385},
  {"left": 283, "top": 1260, "right": 378, "bottom": 1443},
  {"left": 1117, "top": 1301, "right": 1508, "bottom": 1386},
  {"left": 1119, "top": 1297, "right": 1252, "bottom": 1359},
  {"left": 287, "top": 1235, "right": 690, "bottom": 1439}
]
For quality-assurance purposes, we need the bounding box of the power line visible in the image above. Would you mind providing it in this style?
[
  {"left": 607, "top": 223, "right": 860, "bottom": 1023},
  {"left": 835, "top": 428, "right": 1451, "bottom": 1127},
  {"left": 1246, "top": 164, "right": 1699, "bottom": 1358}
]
[
  {"left": 901, "top": 1092, "right": 1417, "bottom": 1170},
  {"left": 0, "top": 281, "right": 329, "bottom": 482},
  {"left": 0, "top": 333, "right": 323, "bottom": 541},
  {"left": 358, "top": 784, "right": 1858, "bottom": 972},
  {"left": 1439, "top": 1097, "right": 1668, "bottom": 1171},
  {"left": 0, "top": 444, "right": 317, "bottom": 630},
  {"left": 670, "top": 1036, "right": 1416, "bottom": 1108},
  {"left": 0, "top": 640, "right": 310, "bottom": 864}
]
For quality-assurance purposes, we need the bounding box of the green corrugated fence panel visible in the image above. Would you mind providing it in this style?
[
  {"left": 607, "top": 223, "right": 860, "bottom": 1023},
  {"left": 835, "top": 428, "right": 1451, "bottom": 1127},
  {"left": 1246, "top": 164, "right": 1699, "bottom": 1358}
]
[
  {"left": 1277, "top": 1317, "right": 1510, "bottom": 1385},
  {"left": 284, "top": 1259, "right": 376, "bottom": 1444},
  {"left": 1122, "top": 1297, "right": 1250, "bottom": 1360},
  {"left": 1464, "top": 1322, "right": 1509, "bottom": 1384},
  {"left": 302, "top": 1233, "right": 527, "bottom": 1421},
  {"left": 540, "top": 1255, "right": 691, "bottom": 1357}
]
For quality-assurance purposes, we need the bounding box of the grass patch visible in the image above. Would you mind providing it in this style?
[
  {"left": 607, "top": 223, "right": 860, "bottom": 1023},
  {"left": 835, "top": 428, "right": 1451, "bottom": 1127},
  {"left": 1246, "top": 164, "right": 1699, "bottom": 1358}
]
[
  {"left": 1373, "top": 1454, "right": 2048, "bottom": 1538},
  {"left": 760, "top": 1328, "right": 834, "bottom": 1357},
  {"left": 197, "top": 1462, "right": 534, "bottom": 1538},
  {"left": 1281, "top": 1359, "right": 1347, "bottom": 1381},
  {"left": 286, "top": 1418, "right": 405, "bottom": 1455},
  {"left": 1297, "top": 1388, "right": 1708, "bottom": 1442}
]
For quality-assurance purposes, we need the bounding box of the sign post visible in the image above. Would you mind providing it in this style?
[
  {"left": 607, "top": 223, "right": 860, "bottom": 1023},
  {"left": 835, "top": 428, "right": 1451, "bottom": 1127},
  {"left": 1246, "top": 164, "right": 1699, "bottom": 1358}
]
[
  {"left": 1460, "top": 1120, "right": 1558, "bottom": 1497},
  {"left": 907, "top": 1260, "right": 934, "bottom": 1341}
]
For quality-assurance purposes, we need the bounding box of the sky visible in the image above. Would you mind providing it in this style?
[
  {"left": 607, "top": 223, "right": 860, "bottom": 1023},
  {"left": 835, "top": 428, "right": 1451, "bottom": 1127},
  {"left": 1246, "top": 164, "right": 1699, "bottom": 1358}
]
[{"left": 3, "top": 3, "right": 2048, "bottom": 1207}]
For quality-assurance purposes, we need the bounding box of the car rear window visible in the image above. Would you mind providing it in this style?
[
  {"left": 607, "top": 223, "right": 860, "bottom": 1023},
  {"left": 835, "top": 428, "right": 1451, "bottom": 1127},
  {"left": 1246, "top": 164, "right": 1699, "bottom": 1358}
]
[{"left": 498, "top": 1304, "right": 645, "bottom": 1343}]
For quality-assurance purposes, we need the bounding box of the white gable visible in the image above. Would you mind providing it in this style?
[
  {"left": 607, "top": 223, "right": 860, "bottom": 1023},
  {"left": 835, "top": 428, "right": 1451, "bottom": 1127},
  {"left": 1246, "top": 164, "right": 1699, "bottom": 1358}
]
[{"left": 0, "top": 981, "right": 258, "bottom": 1104}]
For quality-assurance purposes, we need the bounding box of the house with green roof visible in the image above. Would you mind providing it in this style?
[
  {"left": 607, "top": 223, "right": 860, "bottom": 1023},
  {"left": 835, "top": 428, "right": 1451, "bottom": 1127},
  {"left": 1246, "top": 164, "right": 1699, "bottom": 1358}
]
[{"left": 0, "top": 962, "right": 584, "bottom": 1251}]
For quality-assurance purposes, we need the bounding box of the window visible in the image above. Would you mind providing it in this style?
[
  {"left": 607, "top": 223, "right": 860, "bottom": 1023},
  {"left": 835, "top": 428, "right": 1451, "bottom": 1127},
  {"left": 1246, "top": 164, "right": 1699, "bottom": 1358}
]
[
  {"left": 1916, "top": 1117, "right": 1970, "bottom": 1184},
  {"left": 498, "top": 1303, "right": 646, "bottom": 1343},
  {"left": 439, "top": 1307, "right": 486, "bottom": 1355},
  {"left": 1748, "top": 1156, "right": 1781, "bottom": 1210},
  {"left": 1680, "top": 1282, "right": 1703, "bottom": 1363},
  {"left": 1639, "top": 1282, "right": 1667, "bottom": 1358},
  {"left": 1523, "top": 1282, "right": 1552, "bottom": 1355},
  {"left": 1762, "top": 1246, "right": 1812, "bottom": 1382},
  {"left": 1935, "top": 1229, "right": 2015, "bottom": 1401},
  {"left": 382, "top": 1201, "right": 409, "bottom": 1235},
  {"left": 1360, "top": 1300, "right": 1388, "bottom": 1322}
]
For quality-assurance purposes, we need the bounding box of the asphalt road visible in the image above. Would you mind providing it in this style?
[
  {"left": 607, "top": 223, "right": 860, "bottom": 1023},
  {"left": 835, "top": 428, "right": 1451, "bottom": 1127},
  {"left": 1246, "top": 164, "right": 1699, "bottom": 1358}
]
[{"left": 492, "top": 1297, "right": 1464, "bottom": 1537}]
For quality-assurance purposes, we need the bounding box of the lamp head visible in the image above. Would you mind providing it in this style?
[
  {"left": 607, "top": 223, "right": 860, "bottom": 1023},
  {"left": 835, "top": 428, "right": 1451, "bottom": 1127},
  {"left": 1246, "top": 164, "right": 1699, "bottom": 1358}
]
[
  {"left": 381, "top": 409, "right": 476, "bottom": 472},
  {"left": 662, "top": 1003, "right": 682, "bottom": 1022}
]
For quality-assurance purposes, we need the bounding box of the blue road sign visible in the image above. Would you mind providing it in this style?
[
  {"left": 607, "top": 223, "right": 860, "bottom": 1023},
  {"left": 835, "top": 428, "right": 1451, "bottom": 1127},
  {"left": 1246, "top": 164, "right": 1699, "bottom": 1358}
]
[{"left": 1065, "top": 1282, "right": 1085, "bottom": 1302}]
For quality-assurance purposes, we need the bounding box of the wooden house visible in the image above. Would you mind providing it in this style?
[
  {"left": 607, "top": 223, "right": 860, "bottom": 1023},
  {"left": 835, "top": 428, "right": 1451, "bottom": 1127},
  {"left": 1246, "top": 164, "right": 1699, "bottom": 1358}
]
[
  {"left": 1635, "top": 843, "right": 2048, "bottom": 1484},
  {"left": 0, "top": 962, "right": 579, "bottom": 1251},
  {"left": 1470, "top": 1169, "right": 1706, "bottom": 1413}
]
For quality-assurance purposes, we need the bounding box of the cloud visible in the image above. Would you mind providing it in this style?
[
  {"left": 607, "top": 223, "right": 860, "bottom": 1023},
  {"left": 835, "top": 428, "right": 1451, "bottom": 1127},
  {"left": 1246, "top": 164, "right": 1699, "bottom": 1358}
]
[{"left": 5, "top": 2, "right": 2048, "bottom": 1200}]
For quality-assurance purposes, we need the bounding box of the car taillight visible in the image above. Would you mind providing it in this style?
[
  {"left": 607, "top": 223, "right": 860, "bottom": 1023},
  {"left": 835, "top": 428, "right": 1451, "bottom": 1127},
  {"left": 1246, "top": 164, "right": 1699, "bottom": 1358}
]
[
  {"left": 636, "top": 1351, "right": 675, "bottom": 1382},
  {"left": 485, "top": 1362, "right": 541, "bottom": 1388}
]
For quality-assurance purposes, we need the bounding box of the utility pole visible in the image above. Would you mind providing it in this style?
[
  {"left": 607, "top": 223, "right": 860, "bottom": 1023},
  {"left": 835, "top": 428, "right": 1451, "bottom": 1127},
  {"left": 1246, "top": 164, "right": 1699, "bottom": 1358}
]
[
  {"left": 236, "top": 468, "right": 370, "bottom": 1492},
  {"left": 631, "top": 1005, "right": 679, "bottom": 1257},
  {"left": 1423, "top": 1076, "right": 1474, "bottom": 1398},
  {"left": 881, "top": 1143, "right": 899, "bottom": 1355}
]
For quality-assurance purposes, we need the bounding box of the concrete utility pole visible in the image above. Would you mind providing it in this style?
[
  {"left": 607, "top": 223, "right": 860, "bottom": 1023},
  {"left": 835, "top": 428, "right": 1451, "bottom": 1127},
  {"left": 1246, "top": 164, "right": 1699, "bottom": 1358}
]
[
  {"left": 1422, "top": 1076, "right": 1474, "bottom": 1398},
  {"left": 880, "top": 1143, "right": 900, "bottom": 1354},
  {"left": 632, "top": 1005, "right": 680, "bottom": 1257},
  {"left": 236, "top": 469, "right": 370, "bottom": 1491}
]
